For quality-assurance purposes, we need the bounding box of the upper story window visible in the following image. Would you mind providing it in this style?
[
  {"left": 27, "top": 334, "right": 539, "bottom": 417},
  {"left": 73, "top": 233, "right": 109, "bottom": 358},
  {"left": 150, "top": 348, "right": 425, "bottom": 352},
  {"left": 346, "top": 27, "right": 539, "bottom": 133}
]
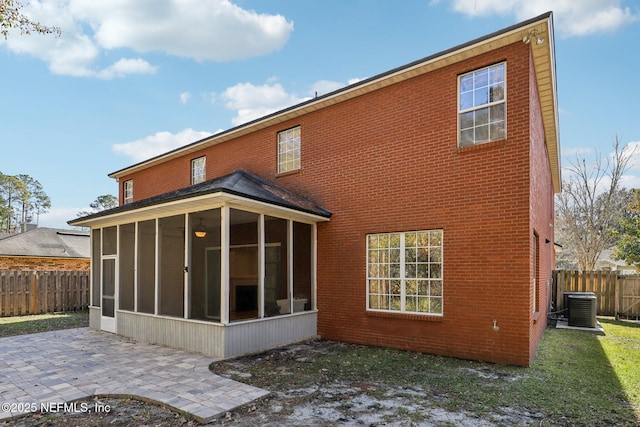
[
  {"left": 191, "top": 156, "right": 206, "bottom": 185},
  {"left": 277, "top": 126, "right": 301, "bottom": 174},
  {"left": 123, "top": 180, "right": 133, "bottom": 204},
  {"left": 458, "top": 63, "right": 506, "bottom": 147},
  {"left": 367, "top": 230, "right": 443, "bottom": 315}
]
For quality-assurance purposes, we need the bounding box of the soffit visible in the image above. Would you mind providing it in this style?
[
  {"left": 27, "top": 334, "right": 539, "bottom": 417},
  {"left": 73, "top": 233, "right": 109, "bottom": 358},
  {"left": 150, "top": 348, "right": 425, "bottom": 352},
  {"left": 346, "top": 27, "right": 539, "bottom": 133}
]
[
  {"left": 109, "top": 13, "right": 560, "bottom": 192},
  {"left": 528, "top": 19, "right": 561, "bottom": 192}
]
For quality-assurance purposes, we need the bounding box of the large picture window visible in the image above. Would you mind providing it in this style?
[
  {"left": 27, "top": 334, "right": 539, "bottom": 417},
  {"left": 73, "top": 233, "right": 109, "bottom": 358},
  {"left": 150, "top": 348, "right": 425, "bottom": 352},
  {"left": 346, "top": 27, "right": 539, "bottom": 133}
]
[
  {"left": 458, "top": 63, "right": 506, "bottom": 147},
  {"left": 367, "top": 230, "right": 443, "bottom": 315}
]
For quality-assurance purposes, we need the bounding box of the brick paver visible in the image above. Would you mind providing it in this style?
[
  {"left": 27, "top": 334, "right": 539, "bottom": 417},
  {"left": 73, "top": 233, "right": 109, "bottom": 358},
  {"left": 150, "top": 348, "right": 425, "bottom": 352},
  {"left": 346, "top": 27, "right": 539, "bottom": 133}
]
[{"left": 0, "top": 328, "right": 268, "bottom": 423}]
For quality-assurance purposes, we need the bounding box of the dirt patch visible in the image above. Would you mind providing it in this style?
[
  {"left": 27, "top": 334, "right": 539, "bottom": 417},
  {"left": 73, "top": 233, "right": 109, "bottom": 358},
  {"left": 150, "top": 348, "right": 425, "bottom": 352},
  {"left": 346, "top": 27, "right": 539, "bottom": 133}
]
[
  {"left": 3, "top": 340, "right": 541, "bottom": 426},
  {"left": 207, "top": 340, "right": 541, "bottom": 426},
  {"left": 1, "top": 397, "right": 196, "bottom": 427}
]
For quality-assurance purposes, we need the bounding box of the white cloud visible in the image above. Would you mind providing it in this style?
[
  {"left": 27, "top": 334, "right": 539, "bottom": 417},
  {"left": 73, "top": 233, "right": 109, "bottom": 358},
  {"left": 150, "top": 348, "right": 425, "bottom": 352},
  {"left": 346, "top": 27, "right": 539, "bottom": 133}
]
[
  {"left": 112, "top": 76, "right": 366, "bottom": 164},
  {"left": 1, "top": 0, "right": 100, "bottom": 77},
  {"left": 444, "top": 0, "right": 638, "bottom": 37},
  {"left": 1, "top": 0, "right": 293, "bottom": 77},
  {"left": 609, "top": 139, "right": 640, "bottom": 190},
  {"left": 112, "top": 128, "right": 214, "bottom": 162},
  {"left": 70, "top": 0, "right": 293, "bottom": 61},
  {"left": 623, "top": 140, "right": 640, "bottom": 171},
  {"left": 219, "top": 77, "right": 363, "bottom": 126},
  {"left": 97, "top": 58, "right": 157, "bottom": 80},
  {"left": 310, "top": 78, "right": 366, "bottom": 97},
  {"left": 310, "top": 80, "right": 347, "bottom": 96},
  {"left": 220, "top": 82, "right": 309, "bottom": 126},
  {"left": 347, "top": 77, "right": 366, "bottom": 85},
  {"left": 180, "top": 92, "right": 192, "bottom": 104},
  {"left": 620, "top": 174, "right": 640, "bottom": 190}
]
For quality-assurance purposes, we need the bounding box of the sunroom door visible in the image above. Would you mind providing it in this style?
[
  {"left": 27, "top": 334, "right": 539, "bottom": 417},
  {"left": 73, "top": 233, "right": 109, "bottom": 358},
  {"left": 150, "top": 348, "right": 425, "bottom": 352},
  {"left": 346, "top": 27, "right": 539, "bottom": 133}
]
[{"left": 101, "top": 257, "right": 117, "bottom": 333}]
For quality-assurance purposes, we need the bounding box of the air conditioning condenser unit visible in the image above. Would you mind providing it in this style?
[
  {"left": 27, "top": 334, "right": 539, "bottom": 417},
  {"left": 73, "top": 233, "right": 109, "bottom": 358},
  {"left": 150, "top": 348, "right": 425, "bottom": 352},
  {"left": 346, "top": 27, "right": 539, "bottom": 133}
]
[{"left": 567, "top": 294, "right": 597, "bottom": 328}]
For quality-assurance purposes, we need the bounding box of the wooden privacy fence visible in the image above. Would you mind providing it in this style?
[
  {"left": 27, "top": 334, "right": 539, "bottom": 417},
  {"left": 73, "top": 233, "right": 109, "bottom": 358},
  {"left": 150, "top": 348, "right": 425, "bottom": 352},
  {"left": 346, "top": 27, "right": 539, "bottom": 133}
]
[
  {"left": 0, "top": 270, "right": 89, "bottom": 317},
  {"left": 553, "top": 270, "right": 640, "bottom": 319}
]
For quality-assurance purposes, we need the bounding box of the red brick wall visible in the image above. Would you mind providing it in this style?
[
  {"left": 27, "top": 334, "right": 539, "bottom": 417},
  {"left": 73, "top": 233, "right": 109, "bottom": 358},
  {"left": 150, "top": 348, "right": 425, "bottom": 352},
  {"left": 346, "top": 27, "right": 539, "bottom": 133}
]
[
  {"left": 528, "top": 48, "right": 555, "bottom": 364},
  {"left": 117, "top": 41, "right": 553, "bottom": 365},
  {"left": 0, "top": 256, "right": 90, "bottom": 271}
]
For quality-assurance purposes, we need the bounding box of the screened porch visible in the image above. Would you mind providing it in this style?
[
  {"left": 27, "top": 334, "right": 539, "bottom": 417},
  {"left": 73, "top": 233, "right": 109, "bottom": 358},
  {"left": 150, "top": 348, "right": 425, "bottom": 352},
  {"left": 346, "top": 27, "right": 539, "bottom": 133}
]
[{"left": 71, "top": 169, "right": 331, "bottom": 358}]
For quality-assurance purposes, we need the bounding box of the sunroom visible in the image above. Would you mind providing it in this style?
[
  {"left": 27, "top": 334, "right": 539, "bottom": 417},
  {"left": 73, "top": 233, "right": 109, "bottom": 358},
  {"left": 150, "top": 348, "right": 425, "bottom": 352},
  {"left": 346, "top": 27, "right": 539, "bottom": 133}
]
[{"left": 69, "top": 169, "right": 331, "bottom": 358}]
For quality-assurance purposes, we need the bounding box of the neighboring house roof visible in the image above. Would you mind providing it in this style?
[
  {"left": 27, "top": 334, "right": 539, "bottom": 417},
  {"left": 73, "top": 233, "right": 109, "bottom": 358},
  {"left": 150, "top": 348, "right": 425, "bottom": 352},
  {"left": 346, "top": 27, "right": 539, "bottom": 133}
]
[
  {"left": 69, "top": 169, "right": 331, "bottom": 227},
  {"left": 596, "top": 247, "right": 639, "bottom": 273},
  {"left": 0, "top": 232, "right": 12, "bottom": 240},
  {"left": 108, "top": 11, "right": 560, "bottom": 192},
  {"left": 0, "top": 228, "right": 90, "bottom": 259}
]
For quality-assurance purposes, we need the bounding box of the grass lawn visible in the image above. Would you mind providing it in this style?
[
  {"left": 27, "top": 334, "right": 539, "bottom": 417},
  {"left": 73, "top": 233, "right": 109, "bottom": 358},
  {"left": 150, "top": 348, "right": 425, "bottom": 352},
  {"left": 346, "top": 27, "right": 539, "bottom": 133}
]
[
  {"left": 1, "top": 311, "right": 638, "bottom": 425},
  {"left": 214, "top": 317, "right": 640, "bottom": 426},
  {"left": 520, "top": 318, "right": 640, "bottom": 425},
  {"left": 598, "top": 318, "right": 640, "bottom": 416},
  {"left": 0, "top": 311, "right": 89, "bottom": 338}
]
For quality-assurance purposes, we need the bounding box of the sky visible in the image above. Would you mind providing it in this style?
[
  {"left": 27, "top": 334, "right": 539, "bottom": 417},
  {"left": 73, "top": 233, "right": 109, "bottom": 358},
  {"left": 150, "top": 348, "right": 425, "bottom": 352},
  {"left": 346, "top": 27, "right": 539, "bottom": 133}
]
[{"left": 1, "top": 0, "right": 639, "bottom": 229}]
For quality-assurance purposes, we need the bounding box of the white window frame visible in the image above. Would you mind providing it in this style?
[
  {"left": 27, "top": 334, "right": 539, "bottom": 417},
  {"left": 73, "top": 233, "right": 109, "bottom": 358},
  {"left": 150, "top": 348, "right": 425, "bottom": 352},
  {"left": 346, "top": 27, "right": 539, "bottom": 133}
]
[
  {"left": 277, "top": 126, "right": 301, "bottom": 174},
  {"left": 191, "top": 156, "right": 206, "bottom": 185},
  {"left": 366, "top": 230, "right": 443, "bottom": 316},
  {"left": 458, "top": 62, "right": 506, "bottom": 147},
  {"left": 123, "top": 180, "right": 133, "bottom": 204}
]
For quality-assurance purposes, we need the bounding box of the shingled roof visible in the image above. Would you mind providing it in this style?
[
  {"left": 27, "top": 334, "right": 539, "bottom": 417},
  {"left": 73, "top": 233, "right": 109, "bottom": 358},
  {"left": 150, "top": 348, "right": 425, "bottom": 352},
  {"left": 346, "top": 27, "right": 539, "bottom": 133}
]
[
  {"left": 0, "top": 228, "right": 89, "bottom": 259},
  {"left": 69, "top": 169, "right": 331, "bottom": 226}
]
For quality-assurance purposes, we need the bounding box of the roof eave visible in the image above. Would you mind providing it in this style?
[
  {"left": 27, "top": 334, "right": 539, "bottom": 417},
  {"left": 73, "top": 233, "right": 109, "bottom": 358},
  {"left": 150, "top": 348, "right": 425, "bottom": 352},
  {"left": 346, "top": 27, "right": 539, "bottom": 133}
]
[
  {"left": 528, "top": 13, "right": 561, "bottom": 192},
  {"left": 68, "top": 190, "right": 331, "bottom": 228},
  {"left": 109, "top": 12, "right": 559, "bottom": 184}
]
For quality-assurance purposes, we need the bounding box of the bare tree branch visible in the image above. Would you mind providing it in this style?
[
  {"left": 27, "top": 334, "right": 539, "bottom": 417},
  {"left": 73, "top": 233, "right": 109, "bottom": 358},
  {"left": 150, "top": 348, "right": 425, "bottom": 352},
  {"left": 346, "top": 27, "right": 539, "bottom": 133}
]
[
  {"left": 556, "top": 135, "right": 638, "bottom": 271},
  {"left": 0, "top": 0, "right": 61, "bottom": 39}
]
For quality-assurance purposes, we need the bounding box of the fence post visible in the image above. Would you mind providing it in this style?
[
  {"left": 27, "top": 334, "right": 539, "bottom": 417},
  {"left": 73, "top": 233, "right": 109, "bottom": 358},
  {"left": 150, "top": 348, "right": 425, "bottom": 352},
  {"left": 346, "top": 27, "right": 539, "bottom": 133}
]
[
  {"left": 615, "top": 275, "right": 620, "bottom": 319},
  {"left": 29, "top": 272, "right": 38, "bottom": 314},
  {"left": 0, "top": 272, "right": 4, "bottom": 317},
  {"left": 61, "top": 271, "right": 68, "bottom": 312},
  {"left": 10, "top": 271, "right": 17, "bottom": 316},
  {"left": 610, "top": 272, "right": 617, "bottom": 316},
  {"left": 554, "top": 270, "right": 561, "bottom": 311},
  {"left": 551, "top": 270, "right": 557, "bottom": 310},
  {"left": 55, "top": 272, "right": 61, "bottom": 313}
]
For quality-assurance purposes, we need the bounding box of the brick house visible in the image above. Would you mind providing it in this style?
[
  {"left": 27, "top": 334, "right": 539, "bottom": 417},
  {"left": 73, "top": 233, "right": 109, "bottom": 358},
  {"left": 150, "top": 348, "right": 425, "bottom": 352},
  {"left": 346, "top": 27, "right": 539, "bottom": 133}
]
[
  {"left": 0, "top": 227, "right": 90, "bottom": 271},
  {"left": 70, "top": 12, "right": 559, "bottom": 366}
]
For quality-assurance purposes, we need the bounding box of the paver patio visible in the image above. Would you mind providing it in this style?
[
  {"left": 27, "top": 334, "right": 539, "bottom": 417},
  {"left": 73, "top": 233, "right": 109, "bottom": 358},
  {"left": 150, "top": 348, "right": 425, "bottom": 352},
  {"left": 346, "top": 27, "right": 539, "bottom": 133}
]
[{"left": 0, "top": 327, "right": 268, "bottom": 423}]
